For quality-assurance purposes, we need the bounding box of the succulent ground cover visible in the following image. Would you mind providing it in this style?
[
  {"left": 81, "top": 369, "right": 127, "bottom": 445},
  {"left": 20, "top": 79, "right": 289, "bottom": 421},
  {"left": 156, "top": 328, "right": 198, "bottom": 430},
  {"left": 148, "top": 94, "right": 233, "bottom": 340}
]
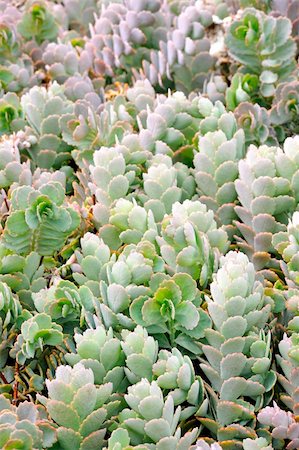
[{"left": 0, "top": 0, "right": 298, "bottom": 449}]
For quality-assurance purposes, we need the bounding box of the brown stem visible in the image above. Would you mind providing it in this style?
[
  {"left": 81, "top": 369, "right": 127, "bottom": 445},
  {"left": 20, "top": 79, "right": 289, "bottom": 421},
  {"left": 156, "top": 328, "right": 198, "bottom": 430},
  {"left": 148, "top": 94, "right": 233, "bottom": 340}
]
[
  {"left": 12, "top": 362, "right": 19, "bottom": 404},
  {"left": 0, "top": 371, "right": 9, "bottom": 384}
]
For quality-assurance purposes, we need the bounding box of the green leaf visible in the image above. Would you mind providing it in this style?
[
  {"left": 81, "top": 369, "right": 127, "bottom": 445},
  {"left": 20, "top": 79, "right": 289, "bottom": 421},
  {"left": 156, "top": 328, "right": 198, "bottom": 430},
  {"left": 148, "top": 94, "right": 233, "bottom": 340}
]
[{"left": 47, "top": 400, "right": 80, "bottom": 430}]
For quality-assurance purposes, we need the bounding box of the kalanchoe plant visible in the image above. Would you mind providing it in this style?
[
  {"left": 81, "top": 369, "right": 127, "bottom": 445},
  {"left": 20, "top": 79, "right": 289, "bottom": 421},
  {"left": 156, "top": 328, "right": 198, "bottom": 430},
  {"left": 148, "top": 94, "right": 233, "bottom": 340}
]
[
  {"left": 191, "top": 441, "right": 223, "bottom": 450},
  {"left": 119, "top": 378, "right": 199, "bottom": 447},
  {"left": 0, "top": 282, "right": 22, "bottom": 328},
  {"left": 203, "top": 75, "right": 228, "bottom": 104},
  {"left": 0, "top": 92, "right": 24, "bottom": 136},
  {"left": 11, "top": 312, "right": 63, "bottom": 364},
  {"left": 0, "top": 13, "right": 20, "bottom": 64},
  {"left": 157, "top": 200, "right": 229, "bottom": 287},
  {"left": 0, "top": 55, "right": 43, "bottom": 96},
  {"left": 88, "top": 145, "right": 137, "bottom": 228},
  {"left": 233, "top": 102, "right": 278, "bottom": 146},
  {"left": 273, "top": 208, "right": 299, "bottom": 285},
  {"left": 270, "top": 81, "right": 299, "bottom": 135},
  {"left": 42, "top": 43, "right": 88, "bottom": 84},
  {"left": 121, "top": 325, "right": 158, "bottom": 384},
  {"left": 0, "top": 0, "right": 298, "bottom": 446},
  {"left": 226, "top": 73, "right": 259, "bottom": 111},
  {"left": 276, "top": 332, "right": 299, "bottom": 416},
  {"left": 71, "top": 233, "right": 112, "bottom": 296},
  {"left": 0, "top": 135, "right": 28, "bottom": 189},
  {"left": 20, "top": 83, "right": 74, "bottom": 169},
  {"left": 137, "top": 91, "right": 204, "bottom": 159},
  {"left": 226, "top": 7, "right": 297, "bottom": 99},
  {"left": 33, "top": 279, "right": 95, "bottom": 328},
  {"left": 0, "top": 246, "right": 47, "bottom": 310},
  {"left": 2, "top": 181, "right": 80, "bottom": 256},
  {"left": 235, "top": 137, "right": 299, "bottom": 279},
  {"left": 0, "top": 282, "right": 23, "bottom": 369},
  {"left": 87, "top": 241, "right": 164, "bottom": 331},
  {"left": 152, "top": 347, "right": 205, "bottom": 419},
  {"left": 37, "top": 363, "right": 122, "bottom": 449},
  {"left": 0, "top": 394, "right": 57, "bottom": 449},
  {"left": 85, "top": 0, "right": 163, "bottom": 78},
  {"left": 100, "top": 198, "right": 158, "bottom": 250},
  {"left": 140, "top": 3, "right": 216, "bottom": 93},
  {"left": 17, "top": 1, "right": 59, "bottom": 44},
  {"left": 63, "top": 0, "right": 98, "bottom": 34},
  {"left": 257, "top": 402, "right": 299, "bottom": 449},
  {"left": 242, "top": 437, "right": 273, "bottom": 450},
  {"left": 199, "top": 251, "right": 275, "bottom": 445},
  {"left": 65, "top": 325, "right": 127, "bottom": 391},
  {"left": 139, "top": 154, "right": 196, "bottom": 222},
  {"left": 60, "top": 94, "right": 134, "bottom": 161},
  {"left": 130, "top": 272, "right": 211, "bottom": 355},
  {"left": 193, "top": 112, "right": 245, "bottom": 237}
]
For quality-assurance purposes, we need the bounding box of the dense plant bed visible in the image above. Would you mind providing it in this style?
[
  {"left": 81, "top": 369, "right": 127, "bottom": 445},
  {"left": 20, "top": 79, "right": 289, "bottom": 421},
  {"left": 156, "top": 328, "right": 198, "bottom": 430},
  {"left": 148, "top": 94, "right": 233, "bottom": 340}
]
[{"left": 0, "top": 0, "right": 298, "bottom": 449}]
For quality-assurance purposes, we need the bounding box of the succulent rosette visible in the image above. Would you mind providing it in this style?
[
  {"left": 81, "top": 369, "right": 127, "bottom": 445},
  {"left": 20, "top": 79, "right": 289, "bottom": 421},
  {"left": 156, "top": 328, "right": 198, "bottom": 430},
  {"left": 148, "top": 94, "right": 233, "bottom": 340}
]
[{"left": 0, "top": 1, "right": 298, "bottom": 447}]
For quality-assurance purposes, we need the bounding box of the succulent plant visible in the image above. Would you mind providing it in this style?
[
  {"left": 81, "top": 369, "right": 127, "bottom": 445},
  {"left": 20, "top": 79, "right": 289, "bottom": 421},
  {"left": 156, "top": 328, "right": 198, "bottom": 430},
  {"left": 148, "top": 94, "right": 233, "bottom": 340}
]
[
  {"left": 242, "top": 437, "right": 273, "bottom": 450},
  {"left": 0, "top": 6, "right": 21, "bottom": 64},
  {"left": 2, "top": 181, "right": 80, "bottom": 256},
  {"left": 0, "top": 395, "right": 57, "bottom": 449},
  {"left": 272, "top": 0, "right": 299, "bottom": 55},
  {"left": 139, "top": 154, "right": 196, "bottom": 222},
  {"left": 157, "top": 200, "right": 229, "bottom": 286},
  {"left": 193, "top": 112, "right": 245, "bottom": 237},
  {"left": 0, "top": 54, "right": 44, "bottom": 96},
  {"left": 257, "top": 402, "right": 299, "bottom": 450},
  {"left": 60, "top": 94, "right": 134, "bottom": 163},
  {"left": 226, "top": 73, "right": 259, "bottom": 111},
  {"left": 191, "top": 441, "right": 223, "bottom": 450},
  {"left": 152, "top": 347, "right": 205, "bottom": 418},
  {"left": 121, "top": 325, "right": 158, "bottom": 384},
  {"left": 64, "top": 74, "right": 104, "bottom": 104},
  {"left": 141, "top": 3, "right": 216, "bottom": 93},
  {"left": 62, "top": 0, "right": 98, "bottom": 34},
  {"left": 0, "top": 135, "right": 27, "bottom": 189},
  {"left": 0, "top": 248, "right": 47, "bottom": 310},
  {"left": 17, "top": 1, "right": 60, "bottom": 44},
  {"left": 65, "top": 325, "right": 127, "bottom": 391},
  {"left": 276, "top": 333, "right": 299, "bottom": 416},
  {"left": 37, "top": 363, "right": 122, "bottom": 449},
  {"left": 235, "top": 137, "right": 299, "bottom": 279},
  {"left": 42, "top": 42, "right": 88, "bottom": 84},
  {"left": 33, "top": 279, "right": 95, "bottom": 327},
  {"left": 73, "top": 231, "right": 164, "bottom": 301},
  {"left": 119, "top": 378, "right": 199, "bottom": 447},
  {"left": 234, "top": 102, "right": 277, "bottom": 146},
  {"left": 85, "top": 0, "right": 164, "bottom": 80},
  {"left": 0, "top": 281, "right": 22, "bottom": 328},
  {"left": 199, "top": 251, "right": 274, "bottom": 444},
  {"left": 20, "top": 83, "right": 74, "bottom": 169},
  {"left": 270, "top": 81, "right": 299, "bottom": 135},
  {"left": 0, "top": 0, "right": 297, "bottom": 446},
  {"left": 130, "top": 272, "right": 211, "bottom": 354},
  {"left": 0, "top": 92, "right": 24, "bottom": 136},
  {"left": 12, "top": 312, "right": 63, "bottom": 364},
  {"left": 273, "top": 209, "right": 299, "bottom": 285},
  {"left": 71, "top": 233, "right": 111, "bottom": 296},
  {"left": 203, "top": 75, "right": 228, "bottom": 104},
  {"left": 100, "top": 198, "right": 158, "bottom": 250},
  {"left": 226, "top": 8, "right": 297, "bottom": 98},
  {"left": 126, "top": 79, "right": 156, "bottom": 111},
  {"left": 0, "top": 281, "right": 23, "bottom": 369},
  {"left": 95, "top": 277, "right": 144, "bottom": 332},
  {"left": 137, "top": 92, "right": 203, "bottom": 159},
  {"left": 88, "top": 145, "right": 137, "bottom": 227}
]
